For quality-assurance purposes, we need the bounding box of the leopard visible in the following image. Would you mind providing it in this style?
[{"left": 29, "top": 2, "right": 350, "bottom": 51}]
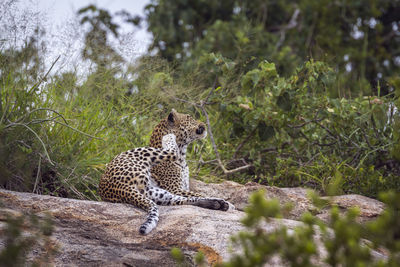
[
  {"left": 99, "top": 133, "right": 229, "bottom": 235},
  {"left": 149, "top": 109, "right": 208, "bottom": 197}
]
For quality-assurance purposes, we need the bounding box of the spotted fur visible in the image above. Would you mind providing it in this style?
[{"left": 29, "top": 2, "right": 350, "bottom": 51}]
[
  {"left": 149, "top": 109, "right": 206, "bottom": 196},
  {"left": 99, "top": 133, "right": 229, "bottom": 235}
]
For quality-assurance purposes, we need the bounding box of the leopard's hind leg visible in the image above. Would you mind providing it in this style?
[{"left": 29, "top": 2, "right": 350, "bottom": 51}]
[
  {"left": 121, "top": 188, "right": 159, "bottom": 235},
  {"left": 147, "top": 186, "right": 229, "bottom": 211},
  {"left": 168, "top": 187, "right": 203, "bottom": 198}
]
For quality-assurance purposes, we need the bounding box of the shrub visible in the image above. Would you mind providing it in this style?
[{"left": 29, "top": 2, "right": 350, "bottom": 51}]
[
  {"left": 171, "top": 190, "right": 400, "bottom": 266},
  {"left": 184, "top": 55, "right": 400, "bottom": 198},
  {"left": 0, "top": 207, "right": 57, "bottom": 266},
  {"left": 222, "top": 190, "right": 400, "bottom": 266}
]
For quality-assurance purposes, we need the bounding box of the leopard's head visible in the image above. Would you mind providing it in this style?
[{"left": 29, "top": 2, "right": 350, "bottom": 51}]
[{"left": 150, "top": 109, "right": 207, "bottom": 148}]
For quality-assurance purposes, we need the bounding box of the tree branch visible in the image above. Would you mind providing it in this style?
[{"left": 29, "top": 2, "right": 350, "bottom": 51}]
[
  {"left": 172, "top": 79, "right": 253, "bottom": 175},
  {"left": 233, "top": 127, "right": 256, "bottom": 159},
  {"left": 199, "top": 101, "right": 252, "bottom": 175},
  {"left": 276, "top": 7, "right": 300, "bottom": 48}
]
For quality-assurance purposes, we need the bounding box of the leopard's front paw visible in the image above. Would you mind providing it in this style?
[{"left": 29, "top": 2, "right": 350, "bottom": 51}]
[
  {"left": 195, "top": 198, "right": 229, "bottom": 211},
  {"left": 207, "top": 198, "right": 230, "bottom": 211},
  {"left": 215, "top": 198, "right": 229, "bottom": 211}
]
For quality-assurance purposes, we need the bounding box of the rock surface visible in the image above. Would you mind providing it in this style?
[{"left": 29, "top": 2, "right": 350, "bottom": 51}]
[
  {"left": 0, "top": 189, "right": 300, "bottom": 266},
  {"left": 191, "top": 179, "right": 385, "bottom": 223},
  {"left": 0, "top": 180, "right": 386, "bottom": 266}
]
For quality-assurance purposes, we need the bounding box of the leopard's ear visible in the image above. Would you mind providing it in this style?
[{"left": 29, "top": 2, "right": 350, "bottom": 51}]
[
  {"left": 168, "top": 112, "right": 174, "bottom": 123},
  {"left": 168, "top": 109, "right": 177, "bottom": 124}
]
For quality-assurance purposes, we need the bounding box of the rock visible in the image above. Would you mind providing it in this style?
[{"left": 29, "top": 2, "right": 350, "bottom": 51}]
[
  {"left": 0, "top": 181, "right": 386, "bottom": 266},
  {"left": 320, "top": 194, "right": 385, "bottom": 223},
  {"left": 190, "top": 179, "right": 385, "bottom": 223},
  {"left": 0, "top": 189, "right": 295, "bottom": 266}
]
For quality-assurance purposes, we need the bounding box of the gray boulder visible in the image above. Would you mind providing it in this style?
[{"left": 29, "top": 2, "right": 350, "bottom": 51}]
[{"left": 0, "top": 181, "right": 386, "bottom": 266}]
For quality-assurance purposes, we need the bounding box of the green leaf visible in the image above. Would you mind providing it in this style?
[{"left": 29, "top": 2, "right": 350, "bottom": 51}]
[
  {"left": 258, "top": 122, "right": 275, "bottom": 141},
  {"left": 259, "top": 61, "right": 278, "bottom": 79},
  {"left": 241, "top": 69, "right": 260, "bottom": 90},
  {"left": 326, "top": 170, "right": 344, "bottom": 196},
  {"left": 276, "top": 91, "right": 292, "bottom": 111},
  {"left": 170, "top": 247, "right": 184, "bottom": 263}
]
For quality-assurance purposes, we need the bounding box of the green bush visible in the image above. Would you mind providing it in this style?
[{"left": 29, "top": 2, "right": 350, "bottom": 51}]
[
  {"left": 0, "top": 60, "right": 172, "bottom": 198},
  {"left": 0, "top": 208, "right": 57, "bottom": 266},
  {"left": 1, "top": 1, "right": 399, "bottom": 199},
  {"left": 171, "top": 190, "right": 400, "bottom": 266},
  {"left": 177, "top": 55, "right": 399, "bottom": 198},
  {"left": 222, "top": 190, "right": 400, "bottom": 267},
  {"left": 1, "top": 52, "right": 399, "bottom": 199}
]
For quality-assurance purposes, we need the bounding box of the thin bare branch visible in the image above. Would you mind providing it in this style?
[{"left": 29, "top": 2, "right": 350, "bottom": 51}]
[
  {"left": 5, "top": 122, "right": 54, "bottom": 165},
  {"left": 233, "top": 127, "right": 256, "bottom": 159},
  {"left": 33, "top": 156, "right": 41, "bottom": 193},
  {"left": 311, "top": 141, "right": 337, "bottom": 147},
  {"left": 288, "top": 117, "right": 324, "bottom": 129},
  {"left": 313, "top": 121, "right": 338, "bottom": 140},
  {"left": 28, "top": 56, "right": 60, "bottom": 94},
  {"left": 173, "top": 96, "right": 199, "bottom": 107},
  {"left": 276, "top": 7, "right": 300, "bottom": 48},
  {"left": 197, "top": 159, "right": 219, "bottom": 165},
  {"left": 15, "top": 108, "right": 68, "bottom": 125},
  {"left": 203, "top": 75, "right": 218, "bottom": 104},
  {"left": 53, "top": 121, "right": 103, "bottom": 140},
  {"left": 199, "top": 101, "right": 252, "bottom": 175}
]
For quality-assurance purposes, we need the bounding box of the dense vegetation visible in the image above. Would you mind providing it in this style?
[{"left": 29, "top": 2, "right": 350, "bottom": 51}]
[
  {"left": 171, "top": 190, "right": 400, "bottom": 266},
  {"left": 1, "top": 0, "right": 399, "bottom": 199},
  {"left": 0, "top": 210, "right": 56, "bottom": 266}
]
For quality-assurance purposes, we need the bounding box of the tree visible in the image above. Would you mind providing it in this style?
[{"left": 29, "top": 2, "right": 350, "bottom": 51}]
[
  {"left": 78, "top": 5, "right": 124, "bottom": 69},
  {"left": 77, "top": 5, "right": 131, "bottom": 96},
  {"left": 142, "top": 0, "right": 400, "bottom": 93},
  {"left": 0, "top": 0, "right": 46, "bottom": 84}
]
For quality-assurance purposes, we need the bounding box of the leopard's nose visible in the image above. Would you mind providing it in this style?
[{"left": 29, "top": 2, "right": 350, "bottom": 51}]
[{"left": 196, "top": 126, "right": 205, "bottom": 135}]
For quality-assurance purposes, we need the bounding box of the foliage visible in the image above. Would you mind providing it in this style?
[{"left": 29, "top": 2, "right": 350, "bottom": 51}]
[
  {"left": 170, "top": 247, "right": 207, "bottom": 267},
  {"left": 143, "top": 0, "right": 400, "bottom": 92},
  {"left": 1, "top": 48, "right": 399, "bottom": 199},
  {"left": 0, "top": 208, "right": 57, "bottom": 267},
  {"left": 0, "top": 55, "right": 175, "bottom": 198},
  {"left": 0, "top": 15, "right": 174, "bottom": 198},
  {"left": 0, "top": 0, "right": 46, "bottom": 84},
  {"left": 171, "top": 190, "right": 400, "bottom": 266},
  {"left": 216, "top": 190, "right": 400, "bottom": 266},
  {"left": 1, "top": 1, "right": 399, "bottom": 200},
  {"left": 0, "top": 69, "right": 57, "bottom": 193},
  {"left": 131, "top": 1, "right": 400, "bottom": 197},
  {"left": 391, "top": 76, "right": 400, "bottom": 162},
  {"left": 185, "top": 55, "right": 400, "bottom": 198},
  {"left": 78, "top": 5, "right": 123, "bottom": 69}
]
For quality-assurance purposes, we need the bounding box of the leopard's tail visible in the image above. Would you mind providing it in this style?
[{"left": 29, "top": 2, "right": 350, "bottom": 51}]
[
  {"left": 139, "top": 204, "right": 159, "bottom": 235},
  {"left": 149, "top": 149, "right": 177, "bottom": 166}
]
